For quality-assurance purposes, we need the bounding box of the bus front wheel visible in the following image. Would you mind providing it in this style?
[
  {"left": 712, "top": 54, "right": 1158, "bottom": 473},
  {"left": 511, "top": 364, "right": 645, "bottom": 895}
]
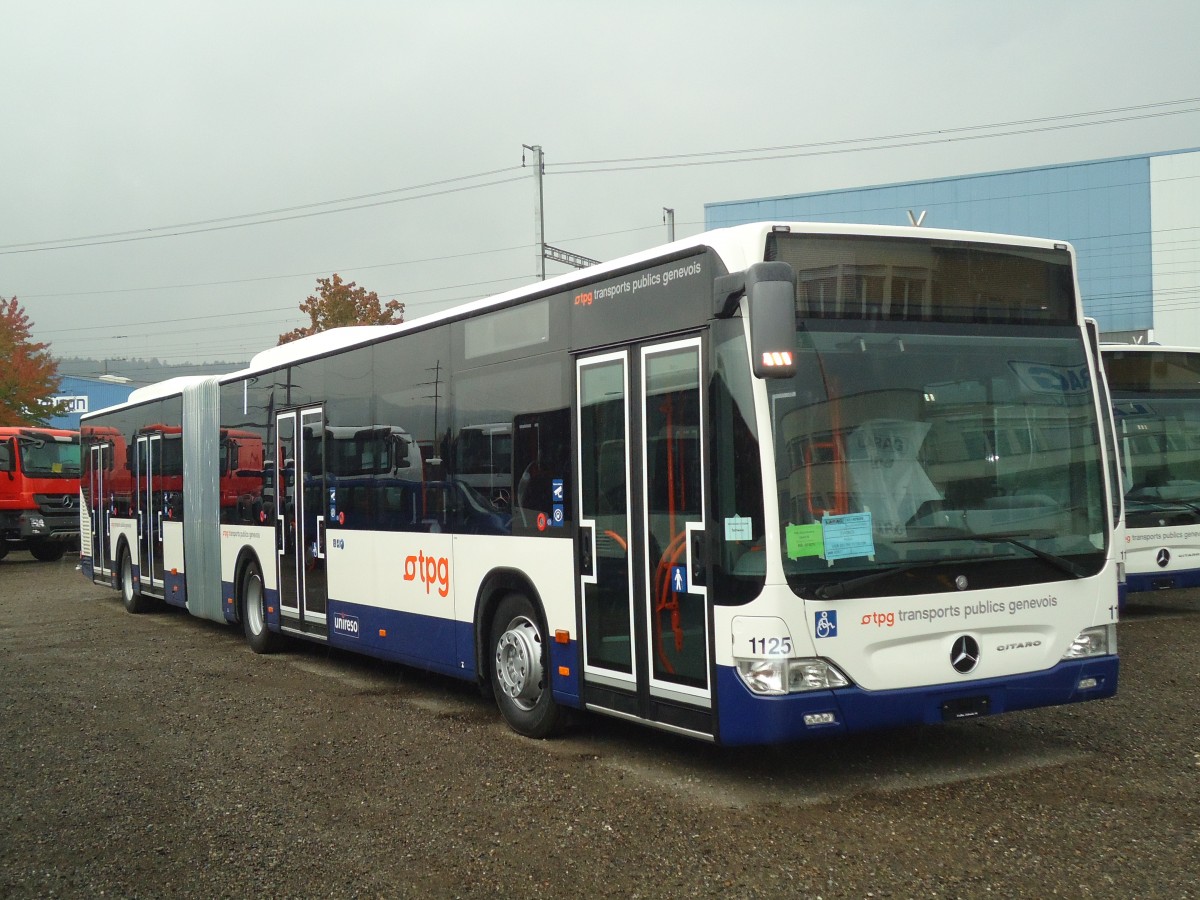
[
  {"left": 489, "top": 593, "right": 563, "bottom": 739},
  {"left": 240, "top": 560, "right": 281, "bottom": 654}
]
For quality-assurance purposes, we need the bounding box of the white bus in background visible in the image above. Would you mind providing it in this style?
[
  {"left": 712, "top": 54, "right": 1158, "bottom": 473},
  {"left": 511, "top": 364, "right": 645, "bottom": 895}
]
[
  {"left": 1102, "top": 344, "right": 1200, "bottom": 595},
  {"left": 81, "top": 222, "right": 1120, "bottom": 746}
]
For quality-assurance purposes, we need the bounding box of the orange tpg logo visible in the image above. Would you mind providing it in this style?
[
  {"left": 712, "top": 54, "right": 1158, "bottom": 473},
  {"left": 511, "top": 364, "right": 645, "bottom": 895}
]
[{"left": 404, "top": 551, "right": 450, "bottom": 597}]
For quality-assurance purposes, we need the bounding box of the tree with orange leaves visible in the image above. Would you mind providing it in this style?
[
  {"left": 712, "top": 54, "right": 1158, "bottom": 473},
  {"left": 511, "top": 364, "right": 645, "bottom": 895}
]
[
  {"left": 278, "top": 274, "right": 404, "bottom": 345},
  {"left": 0, "top": 296, "right": 65, "bottom": 425}
]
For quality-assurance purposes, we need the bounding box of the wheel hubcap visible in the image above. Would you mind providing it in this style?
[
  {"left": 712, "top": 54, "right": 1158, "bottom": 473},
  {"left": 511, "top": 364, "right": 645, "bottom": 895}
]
[
  {"left": 245, "top": 574, "right": 264, "bottom": 635},
  {"left": 495, "top": 617, "right": 544, "bottom": 710}
]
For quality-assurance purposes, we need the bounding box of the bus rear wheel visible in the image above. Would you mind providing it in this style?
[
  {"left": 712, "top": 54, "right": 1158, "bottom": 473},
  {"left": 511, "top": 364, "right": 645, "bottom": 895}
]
[
  {"left": 119, "top": 546, "right": 152, "bottom": 613},
  {"left": 240, "top": 560, "right": 281, "bottom": 654},
  {"left": 489, "top": 593, "right": 563, "bottom": 738}
]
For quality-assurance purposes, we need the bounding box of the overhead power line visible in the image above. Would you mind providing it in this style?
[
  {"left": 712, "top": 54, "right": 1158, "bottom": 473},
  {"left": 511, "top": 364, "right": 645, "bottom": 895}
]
[
  {"left": 548, "top": 98, "right": 1200, "bottom": 174},
  {"left": 1, "top": 170, "right": 527, "bottom": 256},
  {"left": 9, "top": 97, "right": 1197, "bottom": 259},
  {"left": 38, "top": 274, "right": 534, "bottom": 341}
]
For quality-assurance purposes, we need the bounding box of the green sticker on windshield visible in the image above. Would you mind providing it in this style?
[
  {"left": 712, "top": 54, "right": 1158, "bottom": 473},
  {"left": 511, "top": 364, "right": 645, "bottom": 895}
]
[{"left": 786, "top": 523, "right": 824, "bottom": 559}]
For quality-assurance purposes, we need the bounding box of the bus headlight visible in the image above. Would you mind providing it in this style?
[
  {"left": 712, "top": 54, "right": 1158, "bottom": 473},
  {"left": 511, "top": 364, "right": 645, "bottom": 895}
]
[
  {"left": 735, "top": 658, "right": 851, "bottom": 695},
  {"left": 1061, "top": 624, "right": 1116, "bottom": 659}
]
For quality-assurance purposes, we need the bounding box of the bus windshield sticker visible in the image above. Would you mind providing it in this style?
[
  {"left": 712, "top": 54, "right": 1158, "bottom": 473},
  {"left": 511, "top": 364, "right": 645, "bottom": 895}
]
[
  {"left": 786, "top": 522, "right": 824, "bottom": 560},
  {"left": 821, "top": 512, "right": 875, "bottom": 562},
  {"left": 724, "top": 515, "right": 752, "bottom": 542}
]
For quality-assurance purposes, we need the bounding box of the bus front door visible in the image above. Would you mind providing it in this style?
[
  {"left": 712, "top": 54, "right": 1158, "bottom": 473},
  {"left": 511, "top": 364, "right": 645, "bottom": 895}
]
[
  {"left": 576, "top": 337, "right": 712, "bottom": 737},
  {"left": 135, "top": 434, "right": 164, "bottom": 595},
  {"left": 88, "top": 442, "right": 110, "bottom": 576},
  {"left": 276, "top": 408, "right": 328, "bottom": 637}
]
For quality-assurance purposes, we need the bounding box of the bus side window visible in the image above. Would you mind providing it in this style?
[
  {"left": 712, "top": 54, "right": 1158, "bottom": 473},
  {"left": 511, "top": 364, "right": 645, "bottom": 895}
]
[{"left": 512, "top": 408, "right": 571, "bottom": 534}]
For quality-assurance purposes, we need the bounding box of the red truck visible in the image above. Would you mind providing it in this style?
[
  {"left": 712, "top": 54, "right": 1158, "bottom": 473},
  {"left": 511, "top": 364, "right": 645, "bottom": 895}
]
[{"left": 0, "top": 426, "right": 81, "bottom": 562}]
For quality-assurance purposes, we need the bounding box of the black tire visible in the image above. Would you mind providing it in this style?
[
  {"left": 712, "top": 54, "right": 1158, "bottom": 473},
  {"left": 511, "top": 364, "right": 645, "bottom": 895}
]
[
  {"left": 28, "top": 541, "right": 66, "bottom": 562},
  {"left": 0, "top": 544, "right": 8, "bottom": 562},
  {"left": 488, "top": 593, "right": 563, "bottom": 738},
  {"left": 240, "top": 559, "right": 281, "bottom": 654},
  {"left": 119, "top": 545, "right": 152, "bottom": 613}
]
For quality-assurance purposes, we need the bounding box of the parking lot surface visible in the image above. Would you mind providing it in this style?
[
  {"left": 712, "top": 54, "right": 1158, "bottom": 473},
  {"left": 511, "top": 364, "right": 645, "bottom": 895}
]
[{"left": 2, "top": 556, "right": 1197, "bottom": 898}]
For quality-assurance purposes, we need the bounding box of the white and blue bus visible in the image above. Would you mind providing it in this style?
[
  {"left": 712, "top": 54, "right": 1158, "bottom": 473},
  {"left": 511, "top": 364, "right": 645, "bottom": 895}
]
[
  {"left": 80, "top": 222, "right": 1120, "bottom": 745},
  {"left": 1102, "top": 344, "right": 1200, "bottom": 595}
]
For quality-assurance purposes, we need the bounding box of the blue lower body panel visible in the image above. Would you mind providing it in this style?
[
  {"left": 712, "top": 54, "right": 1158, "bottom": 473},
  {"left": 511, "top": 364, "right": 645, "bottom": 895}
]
[
  {"left": 714, "top": 656, "right": 1119, "bottom": 746},
  {"left": 163, "top": 570, "right": 187, "bottom": 608},
  {"left": 1126, "top": 567, "right": 1200, "bottom": 595}
]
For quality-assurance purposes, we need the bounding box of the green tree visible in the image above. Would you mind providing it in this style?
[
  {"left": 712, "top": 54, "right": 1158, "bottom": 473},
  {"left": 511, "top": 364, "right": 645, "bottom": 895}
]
[
  {"left": 278, "top": 274, "right": 404, "bottom": 345},
  {"left": 0, "top": 296, "right": 65, "bottom": 425}
]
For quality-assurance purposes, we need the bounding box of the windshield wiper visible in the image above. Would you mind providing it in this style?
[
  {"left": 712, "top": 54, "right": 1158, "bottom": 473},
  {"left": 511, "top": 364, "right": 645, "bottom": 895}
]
[
  {"left": 968, "top": 534, "right": 1088, "bottom": 579},
  {"left": 814, "top": 564, "right": 916, "bottom": 600},
  {"left": 1125, "top": 497, "right": 1200, "bottom": 516},
  {"left": 812, "top": 535, "right": 1088, "bottom": 599}
]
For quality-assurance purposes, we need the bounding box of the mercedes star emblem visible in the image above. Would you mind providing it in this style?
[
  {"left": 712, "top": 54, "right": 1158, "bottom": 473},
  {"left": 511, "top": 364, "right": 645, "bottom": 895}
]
[{"left": 951, "top": 635, "right": 980, "bottom": 674}]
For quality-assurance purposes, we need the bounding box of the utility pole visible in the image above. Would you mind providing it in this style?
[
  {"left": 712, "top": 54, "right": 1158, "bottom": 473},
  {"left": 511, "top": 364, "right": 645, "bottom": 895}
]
[
  {"left": 663, "top": 208, "right": 675, "bottom": 242},
  {"left": 523, "top": 144, "right": 546, "bottom": 280},
  {"left": 523, "top": 143, "right": 600, "bottom": 279}
]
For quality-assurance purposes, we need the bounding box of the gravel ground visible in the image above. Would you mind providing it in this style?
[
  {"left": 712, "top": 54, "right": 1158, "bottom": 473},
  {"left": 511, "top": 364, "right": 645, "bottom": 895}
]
[{"left": 1, "top": 555, "right": 1197, "bottom": 899}]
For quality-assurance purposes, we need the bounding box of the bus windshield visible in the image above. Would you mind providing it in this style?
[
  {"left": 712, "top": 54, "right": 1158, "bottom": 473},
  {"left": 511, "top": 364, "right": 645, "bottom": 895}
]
[
  {"left": 1113, "top": 396, "right": 1200, "bottom": 508},
  {"left": 767, "top": 324, "right": 1108, "bottom": 597},
  {"left": 1105, "top": 350, "right": 1200, "bottom": 514}
]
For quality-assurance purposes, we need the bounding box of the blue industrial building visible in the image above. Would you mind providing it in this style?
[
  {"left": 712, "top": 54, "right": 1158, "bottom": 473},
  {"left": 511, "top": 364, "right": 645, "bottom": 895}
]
[
  {"left": 706, "top": 147, "right": 1200, "bottom": 344},
  {"left": 46, "top": 375, "right": 136, "bottom": 430}
]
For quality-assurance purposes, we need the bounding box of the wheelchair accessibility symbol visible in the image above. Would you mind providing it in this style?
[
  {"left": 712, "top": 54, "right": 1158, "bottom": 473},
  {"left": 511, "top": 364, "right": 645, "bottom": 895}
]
[{"left": 815, "top": 610, "right": 838, "bottom": 639}]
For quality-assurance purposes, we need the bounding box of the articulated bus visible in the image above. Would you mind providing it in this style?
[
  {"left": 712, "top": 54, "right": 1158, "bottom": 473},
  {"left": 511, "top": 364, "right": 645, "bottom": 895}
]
[
  {"left": 1102, "top": 344, "right": 1200, "bottom": 594},
  {"left": 80, "top": 222, "right": 1120, "bottom": 745}
]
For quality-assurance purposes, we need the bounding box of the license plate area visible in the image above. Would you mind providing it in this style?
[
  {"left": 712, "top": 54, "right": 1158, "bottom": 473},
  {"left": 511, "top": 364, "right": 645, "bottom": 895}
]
[{"left": 941, "top": 695, "right": 990, "bottom": 721}]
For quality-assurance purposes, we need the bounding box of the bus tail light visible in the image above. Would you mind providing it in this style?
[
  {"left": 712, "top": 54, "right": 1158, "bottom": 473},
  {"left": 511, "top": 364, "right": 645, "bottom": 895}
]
[
  {"left": 1061, "top": 624, "right": 1116, "bottom": 660},
  {"left": 735, "top": 657, "right": 850, "bottom": 695}
]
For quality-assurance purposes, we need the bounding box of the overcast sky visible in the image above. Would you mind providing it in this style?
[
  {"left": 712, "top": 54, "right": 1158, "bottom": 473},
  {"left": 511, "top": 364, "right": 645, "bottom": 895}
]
[{"left": 4, "top": 1, "right": 1198, "bottom": 379}]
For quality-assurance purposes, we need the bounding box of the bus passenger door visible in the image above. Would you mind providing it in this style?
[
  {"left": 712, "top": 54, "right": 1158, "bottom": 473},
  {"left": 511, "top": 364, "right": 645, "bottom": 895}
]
[
  {"left": 88, "top": 442, "right": 110, "bottom": 575},
  {"left": 135, "top": 433, "right": 164, "bottom": 593},
  {"left": 576, "top": 337, "right": 711, "bottom": 735},
  {"left": 276, "top": 407, "right": 328, "bottom": 636}
]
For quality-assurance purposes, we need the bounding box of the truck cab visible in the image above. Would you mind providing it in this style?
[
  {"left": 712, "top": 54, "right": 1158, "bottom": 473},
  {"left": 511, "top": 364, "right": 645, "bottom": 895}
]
[{"left": 0, "top": 427, "right": 81, "bottom": 562}]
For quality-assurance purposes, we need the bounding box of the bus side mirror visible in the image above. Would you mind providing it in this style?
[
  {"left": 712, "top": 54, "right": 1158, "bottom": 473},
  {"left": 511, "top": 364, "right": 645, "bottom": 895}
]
[
  {"left": 0, "top": 440, "right": 12, "bottom": 473},
  {"left": 746, "top": 262, "right": 798, "bottom": 379}
]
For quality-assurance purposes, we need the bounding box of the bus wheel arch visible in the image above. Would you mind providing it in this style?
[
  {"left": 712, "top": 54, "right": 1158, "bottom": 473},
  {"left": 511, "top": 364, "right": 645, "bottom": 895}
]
[
  {"left": 475, "top": 570, "right": 565, "bottom": 738},
  {"left": 235, "top": 550, "right": 280, "bottom": 654}
]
